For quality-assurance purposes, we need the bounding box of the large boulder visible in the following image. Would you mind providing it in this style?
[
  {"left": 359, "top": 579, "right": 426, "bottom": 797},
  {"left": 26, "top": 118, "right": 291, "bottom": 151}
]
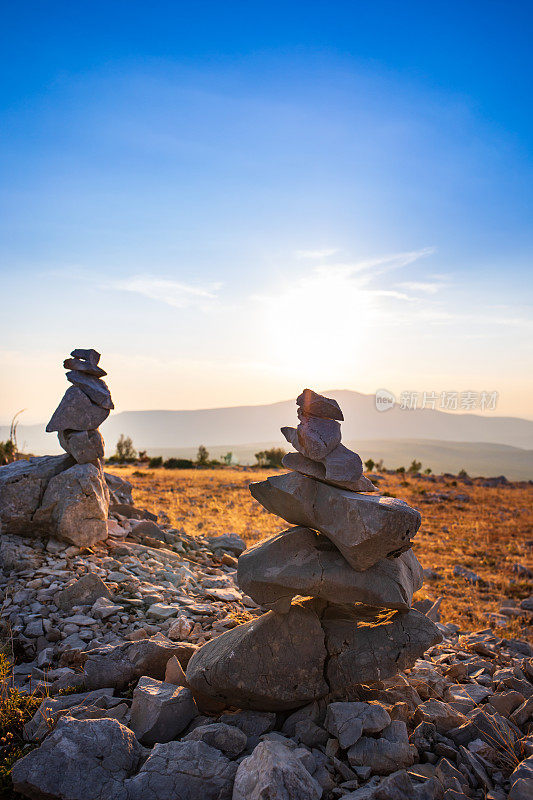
[
  {"left": 186, "top": 601, "right": 328, "bottom": 710},
  {"left": 187, "top": 599, "right": 440, "bottom": 711},
  {"left": 58, "top": 429, "right": 105, "bottom": 464},
  {"left": 12, "top": 717, "right": 143, "bottom": 800},
  {"left": 0, "top": 454, "right": 73, "bottom": 534},
  {"left": 322, "top": 604, "right": 442, "bottom": 692},
  {"left": 233, "top": 740, "right": 322, "bottom": 800},
  {"left": 238, "top": 527, "right": 423, "bottom": 612},
  {"left": 38, "top": 462, "right": 109, "bottom": 546},
  {"left": 46, "top": 386, "right": 110, "bottom": 432},
  {"left": 82, "top": 638, "right": 189, "bottom": 690},
  {"left": 250, "top": 472, "right": 421, "bottom": 570}
]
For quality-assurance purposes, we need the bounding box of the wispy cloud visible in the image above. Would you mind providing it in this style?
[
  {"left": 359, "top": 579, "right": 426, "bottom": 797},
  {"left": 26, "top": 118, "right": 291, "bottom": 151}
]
[
  {"left": 105, "top": 274, "right": 222, "bottom": 309},
  {"left": 398, "top": 279, "right": 448, "bottom": 294},
  {"left": 295, "top": 248, "right": 340, "bottom": 259},
  {"left": 314, "top": 247, "right": 436, "bottom": 281}
]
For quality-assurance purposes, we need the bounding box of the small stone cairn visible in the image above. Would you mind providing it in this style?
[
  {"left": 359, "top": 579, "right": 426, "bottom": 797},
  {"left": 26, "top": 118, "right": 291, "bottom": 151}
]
[
  {"left": 0, "top": 348, "right": 112, "bottom": 546},
  {"left": 47, "top": 347, "right": 113, "bottom": 463},
  {"left": 187, "top": 389, "right": 441, "bottom": 710}
]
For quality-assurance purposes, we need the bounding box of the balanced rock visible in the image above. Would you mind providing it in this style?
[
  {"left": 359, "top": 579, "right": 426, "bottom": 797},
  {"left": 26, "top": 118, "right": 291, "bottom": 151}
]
[
  {"left": 186, "top": 600, "right": 329, "bottom": 710},
  {"left": 46, "top": 386, "right": 110, "bottom": 432},
  {"left": 238, "top": 527, "right": 423, "bottom": 612},
  {"left": 297, "top": 388, "right": 344, "bottom": 420},
  {"left": 282, "top": 451, "right": 374, "bottom": 492},
  {"left": 63, "top": 357, "right": 107, "bottom": 377},
  {"left": 37, "top": 462, "right": 109, "bottom": 546},
  {"left": 282, "top": 417, "right": 341, "bottom": 460},
  {"left": 66, "top": 371, "right": 114, "bottom": 409},
  {"left": 70, "top": 347, "right": 101, "bottom": 364},
  {"left": 250, "top": 472, "right": 421, "bottom": 570},
  {"left": 58, "top": 429, "right": 105, "bottom": 464}
]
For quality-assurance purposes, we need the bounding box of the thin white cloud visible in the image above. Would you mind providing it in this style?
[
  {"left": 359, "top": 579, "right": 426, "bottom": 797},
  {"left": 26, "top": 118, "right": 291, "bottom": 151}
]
[
  {"left": 295, "top": 248, "right": 340, "bottom": 259},
  {"left": 399, "top": 280, "right": 447, "bottom": 294},
  {"left": 105, "top": 274, "right": 222, "bottom": 309},
  {"left": 314, "top": 247, "right": 436, "bottom": 281}
]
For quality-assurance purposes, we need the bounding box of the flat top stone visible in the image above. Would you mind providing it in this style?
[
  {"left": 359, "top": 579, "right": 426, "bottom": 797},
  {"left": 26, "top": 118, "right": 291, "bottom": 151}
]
[
  {"left": 297, "top": 388, "right": 344, "bottom": 420},
  {"left": 70, "top": 348, "right": 101, "bottom": 365}
]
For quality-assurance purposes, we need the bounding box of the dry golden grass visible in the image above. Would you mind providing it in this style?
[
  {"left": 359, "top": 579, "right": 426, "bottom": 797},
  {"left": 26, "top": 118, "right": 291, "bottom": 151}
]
[{"left": 109, "top": 465, "right": 533, "bottom": 638}]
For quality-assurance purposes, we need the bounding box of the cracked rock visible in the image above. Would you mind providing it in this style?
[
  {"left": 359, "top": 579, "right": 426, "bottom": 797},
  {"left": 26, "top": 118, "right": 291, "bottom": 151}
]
[{"left": 238, "top": 527, "right": 423, "bottom": 612}]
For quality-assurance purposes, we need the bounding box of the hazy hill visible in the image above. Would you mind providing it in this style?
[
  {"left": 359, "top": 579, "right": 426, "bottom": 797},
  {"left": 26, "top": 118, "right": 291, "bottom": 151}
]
[{"left": 3, "top": 390, "right": 532, "bottom": 478}]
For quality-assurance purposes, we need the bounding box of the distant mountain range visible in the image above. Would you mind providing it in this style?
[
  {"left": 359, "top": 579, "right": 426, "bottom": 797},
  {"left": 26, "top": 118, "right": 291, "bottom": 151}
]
[{"left": 3, "top": 390, "right": 532, "bottom": 479}]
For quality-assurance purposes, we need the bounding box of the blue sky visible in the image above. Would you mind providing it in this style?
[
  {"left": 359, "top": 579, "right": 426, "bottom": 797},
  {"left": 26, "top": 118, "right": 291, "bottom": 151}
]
[{"left": 1, "top": 1, "right": 532, "bottom": 422}]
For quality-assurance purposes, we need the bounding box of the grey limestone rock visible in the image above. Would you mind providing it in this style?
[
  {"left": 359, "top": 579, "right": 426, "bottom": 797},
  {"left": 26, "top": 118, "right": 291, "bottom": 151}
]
[{"left": 46, "top": 386, "right": 110, "bottom": 432}]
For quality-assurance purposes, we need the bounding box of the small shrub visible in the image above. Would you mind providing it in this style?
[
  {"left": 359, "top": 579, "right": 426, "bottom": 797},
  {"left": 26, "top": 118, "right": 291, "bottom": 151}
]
[
  {"left": 164, "top": 458, "right": 194, "bottom": 469},
  {"left": 255, "top": 448, "right": 286, "bottom": 468},
  {"left": 149, "top": 456, "right": 163, "bottom": 468}
]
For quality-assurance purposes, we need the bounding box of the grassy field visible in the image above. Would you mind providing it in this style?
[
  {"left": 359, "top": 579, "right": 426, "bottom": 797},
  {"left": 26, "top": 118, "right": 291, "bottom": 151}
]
[{"left": 110, "top": 465, "right": 533, "bottom": 639}]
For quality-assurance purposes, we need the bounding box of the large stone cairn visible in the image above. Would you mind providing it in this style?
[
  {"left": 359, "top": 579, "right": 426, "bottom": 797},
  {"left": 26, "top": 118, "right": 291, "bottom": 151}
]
[
  {"left": 187, "top": 388, "right": 442, "bottom": 710},
  {"left": 0, "top": 348, "right": 112, "bottom": 546}
]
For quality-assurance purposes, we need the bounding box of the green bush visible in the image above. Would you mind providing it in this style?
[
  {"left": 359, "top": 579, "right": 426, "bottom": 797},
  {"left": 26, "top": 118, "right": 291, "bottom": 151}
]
[
  {"left": 149, "top": 456, "right": 163, "bottom": 468},
  {"left": 255, "top": 448, "right": 286, "bottom": 468},
  {"left": 164, "top": 458, "right": 194, "bottom": 469}
]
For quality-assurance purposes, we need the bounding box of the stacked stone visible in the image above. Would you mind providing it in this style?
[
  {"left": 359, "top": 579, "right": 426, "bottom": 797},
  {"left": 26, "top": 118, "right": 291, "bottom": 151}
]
[
  {"left": 186, "top": 389, "right": 441, "bottom": 712},
  {"left": 47, "top": 348, "right": 113, "bottom": 464},
  {"left": 37, "top": 348, "right": 113, "bottom": 545}
]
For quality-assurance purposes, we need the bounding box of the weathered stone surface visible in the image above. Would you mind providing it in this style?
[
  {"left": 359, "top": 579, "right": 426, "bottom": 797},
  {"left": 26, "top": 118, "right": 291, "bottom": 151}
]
[
  {"left": 220, "top": 709, "right": 276, "bottom": 736},
  {"left": 207, "top": 532, "right": 247, "bottom": 555},
  {"left": 325, "top": 701, "right": 391, "bottom": 748},
  {"left": 184, "top": 722, "right": 248, "bottom": 757},
  {"left": 105, "top": 472, "right": 133, "bottom": 504},
  {"left": 130, "top": 677, "right": 197, "bottom": 745},
  {"left": 66, "top": 371, "right": 114, "bottom": 409},
  {"left": 186, "top": 601, "right": 328, "bottom": 710},
  {"left": 283, "top": 451, "right": 375, "bottom": 492},
  {"left": 23, "top": 688, "right": 116, "bottom": 740},
  {"left": 58, "top": 429, "right": 105, "bottom": 463},
  {"left": 238, "top": 527, "right": 423, "bottom": 612},
  {"left": 250, "top": 472, "right": 421, "bottom": 570},
  {"left": 347, "top": 720, "right": 416, "bottom": 774},
  {"left": 82, "top": 638, "right": 187, "bottom": 690},
  {"left": 413, "top": 700, "right": 468, "bottom": 733},
  {"left": 64, "top": 357, "right": 107, "bottom": 377},
  {"left": 46, "top": 386, "right": 110, "bottom": 432},
  {"left": 233, "top": 740, "right": 322, "bottom": 800},
  {"left": 297, "top": 388, "right": 344, "bottom": 420},
  {"left": 282, "top": 418, "right": 341, "bottom": 460},
  {"left": 70, "top": 347, "right": 101, "bottom": 365},
  {"left": 38, "top": 462, "right": 109, "bottom": 546},
  {"left": 12, "top": 717, "right": 143, "bottom": 800},
  {"left": 0, "top": 454, "right": 73, "bottom": 534},
  {"left": 322, "top": 604, "right": 442, "bottom": 691},
  {"left": 57, "top": 572, "right": 112, "bottom": 609},
  {"left": 122, "top": 740, "right": 237, "bottom": 800}
]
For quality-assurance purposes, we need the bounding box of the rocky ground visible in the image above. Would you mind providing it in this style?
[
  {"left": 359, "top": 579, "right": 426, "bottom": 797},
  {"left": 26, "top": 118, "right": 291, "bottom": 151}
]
[{"left": 1, "top": 470, "right": 532, "bottom": 800}]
